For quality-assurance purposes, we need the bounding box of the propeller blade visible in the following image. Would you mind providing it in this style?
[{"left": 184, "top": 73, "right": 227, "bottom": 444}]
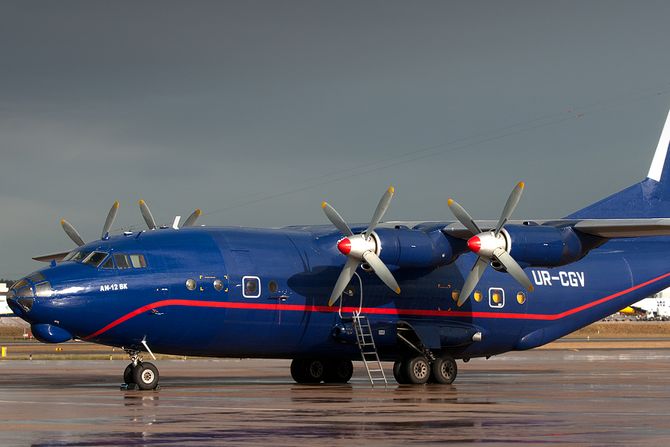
[
  {"left": 60, "top": 219, "right": 85, "bottom": 246},
  {"left": 494, "top": 181, "right": 525, "bottom": 236},
  {"left": 182, "top": 209, "right": 202, "bottom": 227},
  {"left": 322, "top": 202, "right": 354, "bottom": 237},
  {"left": 492, "top": 247, "right": 534, "bottom": 292},
  {"left": 101, "top": 201, "right": 119, "bottom": 239},
  {"left": 365, "top": 186, "right": 395, "bottom": 238},
  {"left": 457, "top": 256, "right": 489, "bottom": 306},
  {"left": 138, "top": 199, "right": 157, "bottom": 230},
  {"left": 447, "top": 198, "right": 481, "bottom": 235},
  {"left": 328, "top": 257, "right": 360, "bottom": 306},
  {"left": 362, "top": 251, "right": 401, "bottom": 294}
]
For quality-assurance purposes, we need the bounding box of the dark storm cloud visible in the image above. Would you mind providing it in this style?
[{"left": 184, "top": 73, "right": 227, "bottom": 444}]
[{"left": 2, "top": 0, "right": 670, "bottom": 276}]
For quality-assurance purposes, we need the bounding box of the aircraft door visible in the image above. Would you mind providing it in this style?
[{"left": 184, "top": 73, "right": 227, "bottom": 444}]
[{"left": 338, "top": 272, "right": 363, "bottom": 318}]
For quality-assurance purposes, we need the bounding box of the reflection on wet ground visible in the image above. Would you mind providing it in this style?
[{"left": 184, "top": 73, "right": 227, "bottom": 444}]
[{"left": 1, "top": 350, "right": 669, "bottom": 446}]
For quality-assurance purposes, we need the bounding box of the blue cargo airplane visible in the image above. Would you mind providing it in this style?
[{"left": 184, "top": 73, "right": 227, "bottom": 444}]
[{"left": 8, "top": 110, "right": 670, "bottom": 390}]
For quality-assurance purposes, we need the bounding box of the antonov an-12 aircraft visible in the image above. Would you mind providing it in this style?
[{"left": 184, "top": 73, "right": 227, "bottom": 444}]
[{"left": 8, "top": 109, "right": 670, "bottom": 390}]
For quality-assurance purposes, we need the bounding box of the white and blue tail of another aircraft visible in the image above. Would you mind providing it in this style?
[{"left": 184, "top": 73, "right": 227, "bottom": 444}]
[{"left": 568, "top": 110, "right": 670, "bottom": 219}]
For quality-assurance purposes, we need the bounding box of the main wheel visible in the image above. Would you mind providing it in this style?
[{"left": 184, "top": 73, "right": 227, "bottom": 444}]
[
  {"left": 393, "top": 360, "right": 409, "bottom": 384},
  {"left": 432, "top": 355, "right": 458, "bottom": 384},
  {"left": 290, "top": 359, "right": 308, "bottom": 383},
  {"left": 123, "top": 363, "right": 136, "bottom": 384},
  {"left": 290, "top": 359, "right": 325, "bottom": 383},
  {"left": 133, "top": 362, "right": 159, "bottom": 390},
  {"left": 404, "top": 356, "right": 430, "bottom": 384},
  {"left": 323, "top": 359, "right": 354, "bottom": 383}
]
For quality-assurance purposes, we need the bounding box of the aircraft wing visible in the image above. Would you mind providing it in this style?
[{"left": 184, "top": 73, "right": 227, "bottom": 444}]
[
  {"left": 572, "top": 218, "right": 670, "bottom": 237},
  {"left": 441, "top": 218, "right": 670, "bottom": 239},
  {"left": 33, "top": 251, "right": 71, "bottom": 262}
]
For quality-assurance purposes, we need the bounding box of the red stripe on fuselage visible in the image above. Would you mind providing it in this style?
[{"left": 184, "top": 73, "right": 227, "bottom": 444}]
[{"left": 82, "top": 271, "right": 670, "bottom": 340}]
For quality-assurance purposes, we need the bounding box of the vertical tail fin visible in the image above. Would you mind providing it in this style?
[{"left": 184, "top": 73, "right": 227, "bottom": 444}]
[{"left": 568, "top": 109, "right": 670, "bottom": 219}]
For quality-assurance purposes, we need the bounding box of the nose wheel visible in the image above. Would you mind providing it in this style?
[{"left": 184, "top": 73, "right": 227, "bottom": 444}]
[{"left": 121, "top": 350, "right": 160, "bottom": 390}]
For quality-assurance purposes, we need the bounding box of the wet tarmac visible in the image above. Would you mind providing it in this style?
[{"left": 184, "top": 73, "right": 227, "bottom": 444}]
[{"left": 0, "top": 349, "right": 669, "bottom": 446}]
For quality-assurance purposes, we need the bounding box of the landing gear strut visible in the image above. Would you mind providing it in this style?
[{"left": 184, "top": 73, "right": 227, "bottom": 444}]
[
  {"left": 121, "top": 349, "right": 160, "bottom": 390},
  {"left": 290, "top": 358, "right": 354, "bottom": 384}
]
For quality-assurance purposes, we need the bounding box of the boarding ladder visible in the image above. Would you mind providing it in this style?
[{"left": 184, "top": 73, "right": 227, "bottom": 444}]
[{"left": 338, "top": 273, "right": 388, "bottom": 388}]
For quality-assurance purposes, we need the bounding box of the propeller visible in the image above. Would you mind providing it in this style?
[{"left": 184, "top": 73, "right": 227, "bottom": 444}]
[
  {"left": 60, "top": 200, "right": 120, "bottom": 247},
  {"left": 138, "top": 199, "right": 157, "bottom": 230},
  {"left": 182, "top": 208, "right": 202, "bottom": 227},
  {"left": 322, "top": 186, "right": 401, "bottom": 306},
  {"left": 139, "top": 199, "right": 201, "bottom": 229},
  {"left": 448, "top": 182, "right": 533, "bottom": 307}
]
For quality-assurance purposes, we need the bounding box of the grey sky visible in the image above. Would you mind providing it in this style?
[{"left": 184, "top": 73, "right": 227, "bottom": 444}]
[{"left": 2, "top": 1, "right": 670, "bottom": 278}]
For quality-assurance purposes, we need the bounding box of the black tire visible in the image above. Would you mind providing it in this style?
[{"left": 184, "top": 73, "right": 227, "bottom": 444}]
[
  {"left": 133, "top": 362, "right": 159, "bottom": 390},
  {"left": 303, "top": 359, "right": 325, "bottom": 383},
  {"left": 290, "top": 359, "right": 308, "bottom": 383},
  {"left": 323, "top": 359, "right": 354, "bottom": 383},
  {"left": 290, "top": 359, "right": 325, "bottom": 383},
  {"left": 432, "top": 355, "right": 458, "bottom": 384},
  {"left": 393, "top": 360, "right": 409, "bottom": 384},
  {"left": 123, "top": 363, "right": 135, "bottom": 384},
  {"left": 404, "top": 356, "right": 430, "bottom": 385}
]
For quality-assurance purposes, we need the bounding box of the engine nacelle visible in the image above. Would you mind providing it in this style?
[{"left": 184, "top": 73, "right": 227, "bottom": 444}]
[
  {"left": 375, "top": 227, "right": 455, "bottom": 268},
  {"left": 504, "top": 224, "right": 591, "bottom": 267}
]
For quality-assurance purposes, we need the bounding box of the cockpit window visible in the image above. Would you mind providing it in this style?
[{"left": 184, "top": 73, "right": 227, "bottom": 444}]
[
  {"left": 70, "top": 251, "right": 91, "bottom": 263},
  {"left": 62, "top": 251, "right": 77, "bottom": 261},
  {"left": 10, "top": 279, "right": 27, "bottom": 291},
  {"left": 101, "top": 258, "right": 114, "bottom": 269},
  {"left": 129, "top": 254, "right": 147, "bottom": 268},
  {"left": 82, "top": 251, "right": 108, "bottom": 267},
  {"left": 114, "top": 254, "right": 131, "bottom": 269},
  {"left": 27, "top": 272, "right": 45, "bottom": 283},
  {"left": 35, "top": 282, "right": 52, "bottom": 298}
]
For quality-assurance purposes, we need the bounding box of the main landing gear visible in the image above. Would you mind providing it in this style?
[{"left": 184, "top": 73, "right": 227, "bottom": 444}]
[
  {"left": 392, "top": 354, "right": 458, "bottom": 385},
  {"left": 290, "top": 358, "right": 354, "bottom": 384},
  {"left": 121, "top": 350, "right": 160, "bottom": 391}
]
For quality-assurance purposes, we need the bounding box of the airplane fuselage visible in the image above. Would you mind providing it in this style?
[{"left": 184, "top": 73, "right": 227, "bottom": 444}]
[{"left": 10, "top": 225, "right": 670, "bottom": 363}]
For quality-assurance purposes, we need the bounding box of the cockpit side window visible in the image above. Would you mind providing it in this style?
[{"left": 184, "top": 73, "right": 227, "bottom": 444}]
[
  {"left": 27, "top": 272, "right": 45, "bottom": 283},
  {"left": 70, "top": 251, "right": 90, "bottom": 263},
  {"left": 62, "top": 251, "right": 77, "bottom": 261},
  {"left": 82, "top": 251, "right": 108, "bottom": 267},
  {"left": 114, "top": 254, "right": 131, "bottom": 269},
  {"left": 129, "top": 254, "right": 147, "bottom": 268},
  {"left": 101, "top": 258, "right": 114, "bottom": 269}
]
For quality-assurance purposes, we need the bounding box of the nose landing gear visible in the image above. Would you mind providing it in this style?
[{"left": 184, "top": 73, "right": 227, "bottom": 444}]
[{"left": 121, "top": 349, "right": 160, "bottom": 391}]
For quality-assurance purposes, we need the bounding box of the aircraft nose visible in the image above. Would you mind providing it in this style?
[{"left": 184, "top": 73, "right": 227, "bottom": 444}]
[{"left": 6, "top": 288, "right": 34, "bottom": 318}]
